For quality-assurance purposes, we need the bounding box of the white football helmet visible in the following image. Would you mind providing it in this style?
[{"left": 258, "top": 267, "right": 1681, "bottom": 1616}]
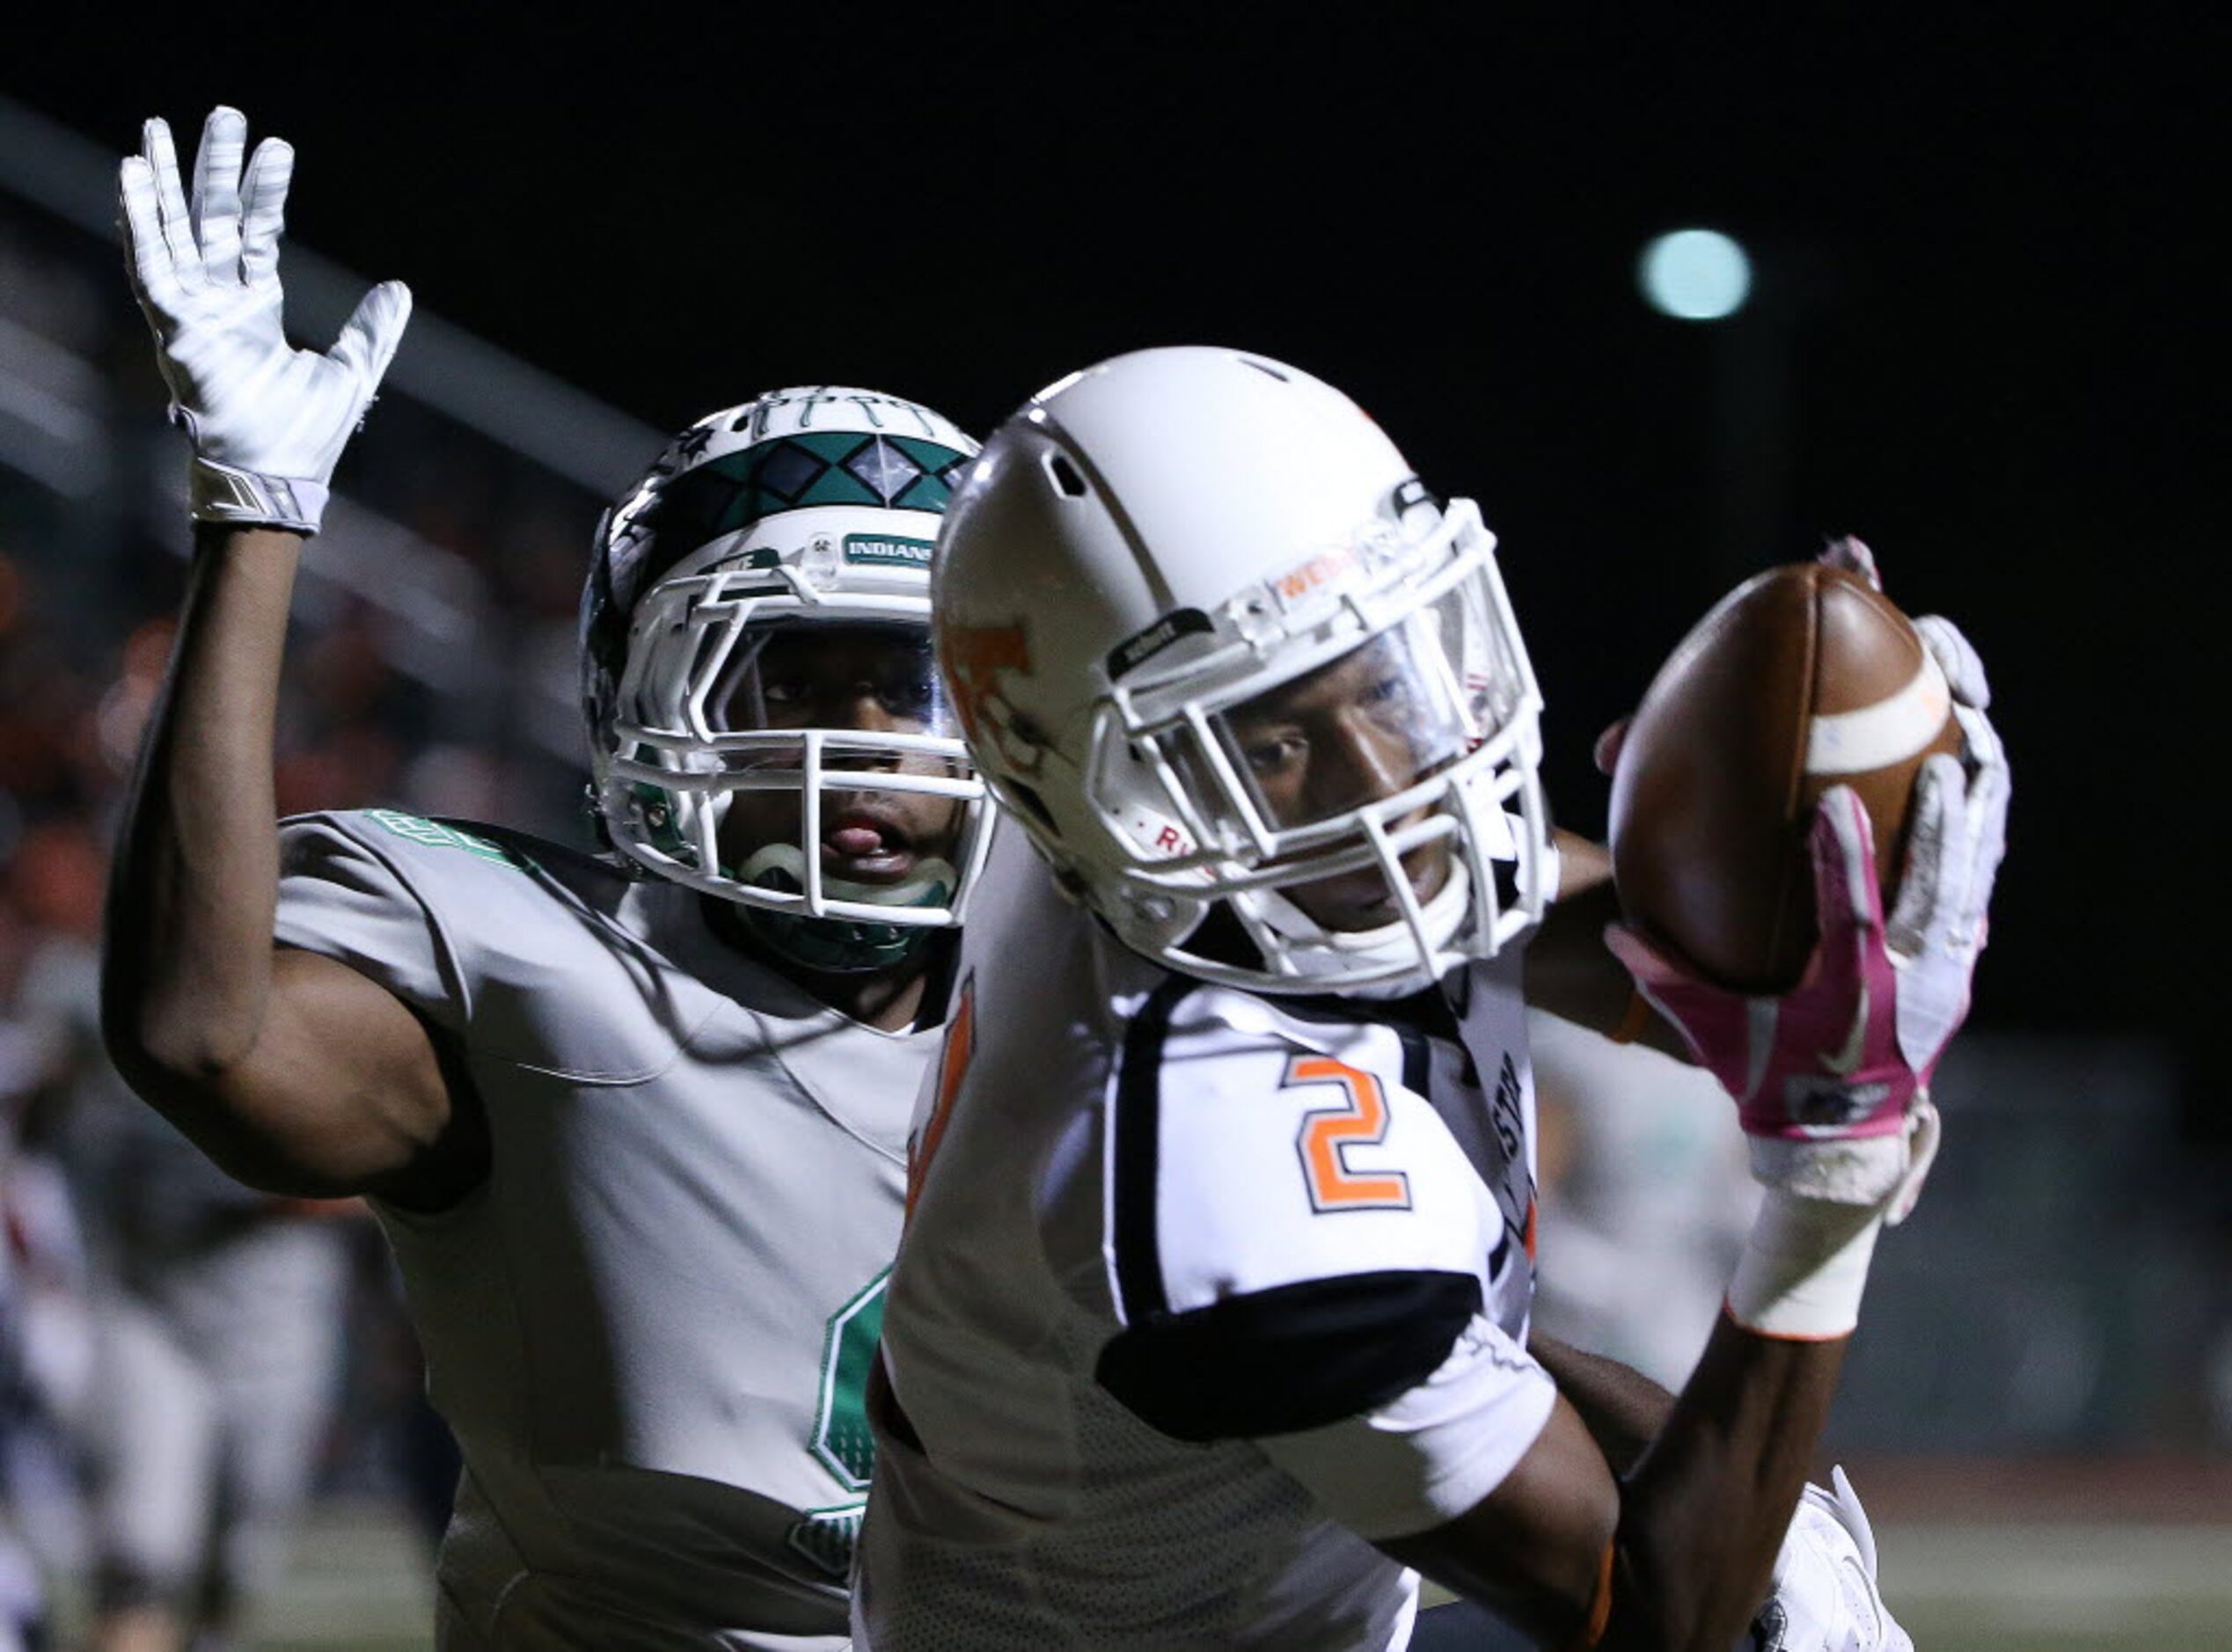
[
  {"left": 933, "top": 347, "right": 1551, "bottom": 995},
  {"left": 582, "top": 387, "right": 995, "bottom": 972}
]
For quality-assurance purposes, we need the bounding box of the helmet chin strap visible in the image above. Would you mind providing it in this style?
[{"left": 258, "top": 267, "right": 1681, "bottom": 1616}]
[
  {"left": 733, "top": 843, "right": 959, "bottom": 975},
  {"left": 1236, "top": 860, "right": 1475, "bottom": 999}
]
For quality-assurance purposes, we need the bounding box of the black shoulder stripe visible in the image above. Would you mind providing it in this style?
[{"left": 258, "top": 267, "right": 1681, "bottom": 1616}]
[
  {"left": 1110, "top": 974, "right": 1199, "bottom": 1323},
  {"left": 1096, "top": 1268, "right": 1485, "bottom": 1442},
  {"left": 1394, "top": 1020, "right": 1431, "bottom": 1098}
]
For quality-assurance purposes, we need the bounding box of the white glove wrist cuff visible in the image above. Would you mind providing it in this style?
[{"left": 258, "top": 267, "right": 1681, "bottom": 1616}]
[
  {"left": 188, "top": 457, "right": 328, "bottom": 535},
  {"left": 1727, "top": 1187, "right": 1885, "bottom": 1340},
  {"left": 1746, "top": 1132, "right": 1910, "bottom": 1207}
]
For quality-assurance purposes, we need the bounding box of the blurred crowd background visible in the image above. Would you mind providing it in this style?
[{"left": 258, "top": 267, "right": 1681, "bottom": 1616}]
[{"left": 3, "top": 12, "right": 2228, "bottom": 1645}]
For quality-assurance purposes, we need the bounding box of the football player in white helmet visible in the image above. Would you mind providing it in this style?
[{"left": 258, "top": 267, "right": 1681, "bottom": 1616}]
[
  {"left": 101, "top": 106, "right": 990, "bottom": 1649},
  {"left": 931, "top": 358, "right": 1548, "bottom": 997},
  {"left": 860, "top": 347, "right": 2001, "bottom": 1649}
]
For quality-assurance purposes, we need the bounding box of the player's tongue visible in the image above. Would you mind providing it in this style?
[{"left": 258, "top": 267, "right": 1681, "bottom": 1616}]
[{"left": 824, "top": 811, "right": 907, "bottom": 866}]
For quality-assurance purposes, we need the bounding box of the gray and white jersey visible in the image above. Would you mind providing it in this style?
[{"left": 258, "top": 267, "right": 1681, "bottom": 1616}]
[
  {"left": 276, "top": 809, "right": 933, "bottom": 1649},
  {"left": 857, "top": 835, "right": 1556, "bottom": 1651}
]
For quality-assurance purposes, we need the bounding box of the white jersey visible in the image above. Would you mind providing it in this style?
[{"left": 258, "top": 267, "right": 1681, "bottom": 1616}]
[
  {"left": 856, "top": 836, "right": 1557, "bottom": 1651},
  {"left": 275, "top": 809, "right": 938, "bottom": 1649}
]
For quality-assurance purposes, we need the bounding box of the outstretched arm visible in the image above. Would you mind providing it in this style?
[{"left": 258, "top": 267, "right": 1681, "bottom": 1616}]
[
  {"left": 1385, "top": 589, "right": 2002, "bottom": 1643},
  {"left": 100, "top": 109, "right": 477, "bottom": 1207},
  {"left": 1382, "top": 1315, "right": 1848, "bottom": 1650}
]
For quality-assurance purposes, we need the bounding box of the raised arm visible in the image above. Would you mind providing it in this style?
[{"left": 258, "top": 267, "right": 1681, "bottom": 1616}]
[
  {"left": 100, "top": 109, "right": 476, "bottom": 1207},
  {"left": 1388, "top": 646, "right": 2005, "bottom": 1645}
]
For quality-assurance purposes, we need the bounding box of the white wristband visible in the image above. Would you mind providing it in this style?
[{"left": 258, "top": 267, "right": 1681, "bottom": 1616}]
[
  {"left": 1726, "top": 1188, "right": 1885, "bottom": 1340},
  {"left": 189, "top": 457, "right": 328, "bottom": 535}
]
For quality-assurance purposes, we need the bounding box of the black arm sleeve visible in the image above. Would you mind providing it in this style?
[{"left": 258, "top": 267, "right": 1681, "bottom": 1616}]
[{"left": 1096, "top": 1268, "right": 1483, "bottom": 1443}]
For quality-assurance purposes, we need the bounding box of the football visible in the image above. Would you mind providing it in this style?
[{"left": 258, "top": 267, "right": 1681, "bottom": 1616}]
[{"left": 1606, "top": 561, "right": 1960, "bottom": 991}]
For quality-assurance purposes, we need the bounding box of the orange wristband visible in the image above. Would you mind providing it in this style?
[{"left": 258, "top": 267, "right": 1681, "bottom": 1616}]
[
  {"left": 1561, "top": 1540, "right": 1614, "bottom": 1650},
  {"left": 1607, "top": 985, "right": 1653, "bottom": 1046}
]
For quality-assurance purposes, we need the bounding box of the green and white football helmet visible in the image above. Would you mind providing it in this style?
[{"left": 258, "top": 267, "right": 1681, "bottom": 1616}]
[{"left": 582, "top": 387, "right": 993, "bottom": 972}]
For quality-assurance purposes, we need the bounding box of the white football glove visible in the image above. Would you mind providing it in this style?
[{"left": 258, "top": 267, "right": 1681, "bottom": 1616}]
[
  {"left": 1818, "top": 542, "right": 2009, "bottom": 1094},
  {"left": 1890, "top": 612, "right": 2008, "bottom": 1076},
  {"left": 1749, "top": 1466, "right": 1914, "bottom": 1652},
  {"left": 118, "top": 106, "right": 411, "bottom": 534}
]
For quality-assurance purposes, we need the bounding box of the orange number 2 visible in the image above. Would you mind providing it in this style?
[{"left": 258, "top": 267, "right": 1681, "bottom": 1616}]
[{"left": 1285, "top": 1055, "right": 1412, "bottom": 1213}]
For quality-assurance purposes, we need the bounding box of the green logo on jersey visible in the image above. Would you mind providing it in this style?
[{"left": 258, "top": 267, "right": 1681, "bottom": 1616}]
[
  {"left": 785, "top": 1502, "right": 866, "bottom": 1578},
  {"left": 809, "top": 1268, "right": 888, "bottom": 1491},
  {"left": 365, "top": 810, "right": 523, "bottom": 870}
]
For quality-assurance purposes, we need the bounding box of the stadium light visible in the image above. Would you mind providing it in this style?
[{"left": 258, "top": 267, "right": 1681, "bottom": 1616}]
[{"left": 1639, "top": 229, "right": 1753, "bottom": 321}]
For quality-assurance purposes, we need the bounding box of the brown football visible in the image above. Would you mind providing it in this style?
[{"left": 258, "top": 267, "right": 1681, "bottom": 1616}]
[{"left": 1606, "top": 562, "right": 1960, "bottom": 991}]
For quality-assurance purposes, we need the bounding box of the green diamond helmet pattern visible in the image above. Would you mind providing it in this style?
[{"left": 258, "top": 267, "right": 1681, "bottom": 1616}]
[
  {"left": 751, "top": 439, "right": 831, "bottom": 506},
  {"left": 844, "top": 437, "right": 920, "bottom": 500},
  {"left": 621, "top": 434, "right": 970, "bottom": 592}
]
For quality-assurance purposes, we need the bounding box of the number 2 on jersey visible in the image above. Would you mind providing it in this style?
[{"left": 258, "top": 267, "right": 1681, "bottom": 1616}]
[{"left": 1284, "top": 1054, "right": 1413, "bottom": 1213}]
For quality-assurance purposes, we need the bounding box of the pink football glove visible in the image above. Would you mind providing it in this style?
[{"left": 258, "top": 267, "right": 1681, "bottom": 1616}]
[
  {"left": 1608, "top": 793, "right": 1923, "bottom": 1132},
  {"left": 1606, "top": 610, "right": 2008, "bottom": 1215}
]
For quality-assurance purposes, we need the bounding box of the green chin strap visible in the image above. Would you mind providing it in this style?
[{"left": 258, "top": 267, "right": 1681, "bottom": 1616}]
[{"left": 735, "top": 844, "right": 957, "bottom": 976}]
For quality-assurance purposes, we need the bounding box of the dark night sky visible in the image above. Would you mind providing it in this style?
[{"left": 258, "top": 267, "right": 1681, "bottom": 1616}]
[{"left": 9, "top": 8, "right": 2222, "bottom": 1069}]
